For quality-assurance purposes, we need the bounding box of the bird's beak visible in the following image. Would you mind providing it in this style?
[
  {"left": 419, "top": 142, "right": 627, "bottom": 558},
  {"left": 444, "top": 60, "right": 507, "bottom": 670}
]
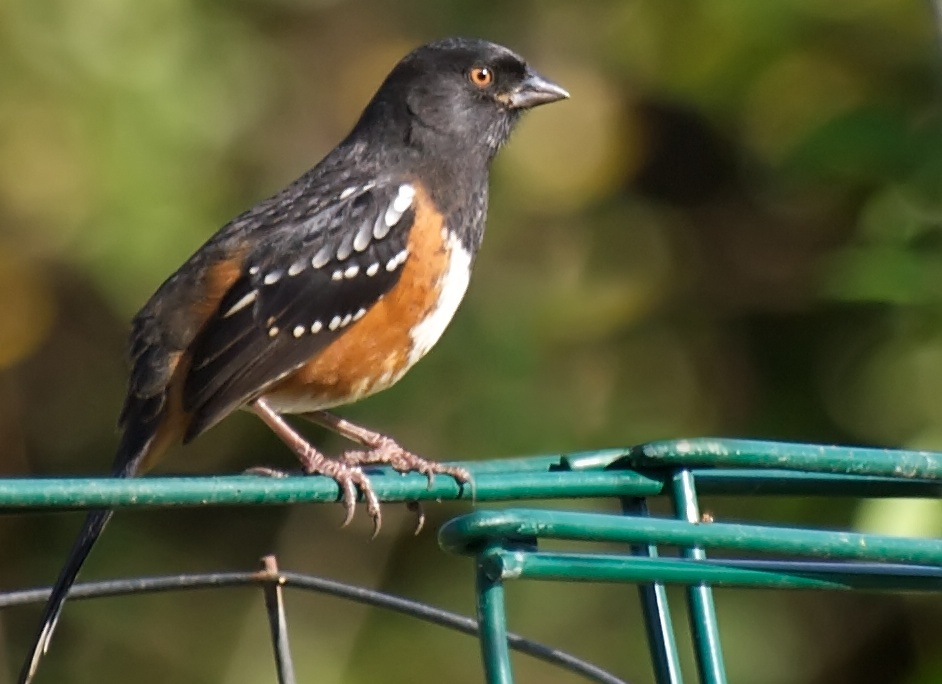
[{"left": 506, "top": 69, "right": 570, "bottom": 109}]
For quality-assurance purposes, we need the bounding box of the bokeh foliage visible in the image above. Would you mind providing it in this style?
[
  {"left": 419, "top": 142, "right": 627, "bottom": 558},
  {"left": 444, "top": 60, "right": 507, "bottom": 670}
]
[{"left": 2, "top": 1, "right": 942, "bottom": 682}]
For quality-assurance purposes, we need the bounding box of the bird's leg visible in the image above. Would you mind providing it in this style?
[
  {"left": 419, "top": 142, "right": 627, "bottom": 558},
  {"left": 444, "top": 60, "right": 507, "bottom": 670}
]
[
  {"left": 301, "top": 410, "right": 472, "bottom": 535},
  {"left": 300, "top": 410, "right": 472, "bottom": 489},
  {"left": 250, "top": 398, "right": 382, "bottom": 535}
]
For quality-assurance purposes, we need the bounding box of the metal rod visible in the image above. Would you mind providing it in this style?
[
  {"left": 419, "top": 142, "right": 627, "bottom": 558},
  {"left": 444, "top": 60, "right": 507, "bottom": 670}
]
[
  {"left": 476, "top": 546, "right": 515, "bottom": 684},
  {"left": 671, "top": 470, "right": 727, "bottom": 684},
  {"left": 259, "top": 555, "right": 297, "bottom": 684},
  {"left": 622, "top": 497, "right": 683, "bottom": 684}
]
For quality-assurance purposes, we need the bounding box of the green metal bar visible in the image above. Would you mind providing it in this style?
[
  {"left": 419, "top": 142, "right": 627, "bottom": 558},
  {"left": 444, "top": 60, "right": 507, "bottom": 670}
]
[
  {"left": 715, "top": 559, "right": 942, "bottom": 591},
  {"left": 621, "top": 498, "right": 683, "bottom": 684},
  {"left": 476, "top": 544, "right": 515, "bottom": 684},
  {"left": 466, "top": 452, "right": 612, "bottom": 473},
  {"left": 478, "top": 551, "right": 942, "bottom": 591},
  {"left": 694, "top": 469, "right": 942, "bottom": 497},
  {"left": 635, "top": 439, "right": 942, "bottom": 480},
  {"left": 439, "top": 509, "right": 942, "bottom": 566},
  {"left": 560, "top": 450, "right": 632, "bottom": 471},
  {"left": 5, "top": 454, "right": 942, "bottom": 513},
  {"left": 13, "top": 441, "right": 942, "bottom": 684},
  {"left": 0, "top": 469, "right": 662, "bottom": 510},
  {"left": 672, "top": 470, "right": 726, "bottom": 684}
]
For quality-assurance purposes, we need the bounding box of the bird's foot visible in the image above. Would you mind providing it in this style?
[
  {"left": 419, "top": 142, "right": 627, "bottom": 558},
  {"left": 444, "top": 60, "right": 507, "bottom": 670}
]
[
  {"left": 340, "top": 436, "right": 472, "bottom": 490},
  {"left": 340, "top": 438, "right": 470, "bottom": 535},
  {"left": 246, "top": 459, "right": 381, "bottom": 536},
  {"left": 250, "top": 398, "right": 382, "bottom": 536},
  {"left": 299, "top": 445, "right": 382, "bottom": 536}
]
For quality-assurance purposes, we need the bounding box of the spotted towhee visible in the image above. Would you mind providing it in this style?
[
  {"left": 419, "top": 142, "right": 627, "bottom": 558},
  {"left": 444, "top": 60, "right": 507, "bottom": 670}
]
[{"left": 19, "top": 37, "right": 567, "bottom": 682}]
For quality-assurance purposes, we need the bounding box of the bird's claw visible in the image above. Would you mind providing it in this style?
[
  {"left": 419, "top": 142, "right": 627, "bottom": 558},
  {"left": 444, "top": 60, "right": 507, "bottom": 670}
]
[
  {"left": 338, "top": 440, "right": 471, "bottom": 535},
  {"left": 296, "top": 449, "right": 382, "bottom": 535},
  {"left": 338, "top": 476, "right": 358, "bottom": 528},
  {"left": 406, "top": 500, "right": 425, "bottom": 535},
  {"left": 342, "top": 438, "right": 472, "bottom": 491}
]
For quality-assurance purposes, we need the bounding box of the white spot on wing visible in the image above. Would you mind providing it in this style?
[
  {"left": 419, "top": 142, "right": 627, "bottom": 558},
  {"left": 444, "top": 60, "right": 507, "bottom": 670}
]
[
  {"left": 292, "top": 325, "right": 305, "bottom": 338},
  {"left": 263, "top": 271, "right": 282, "bottom": 285},
  {"left": 353, "top": 307, "right": 367, "bottom": 321},
  {"left": 386, "top": 186, "right": 413, "bottom": 224},
  {"left": 311, "top": 246, "right": 331, "bottom": 269},
  {"left": 353, "top": 223, "right": 372, "bottom": 252},
  {"left": 331, "top": 270, "right": 343, "bottom": 281},
  {"left": 375, "top": 184, "right": 415, "bottom": 240},
  {"left": 339, "top": 186, "right": 357, "bottom": 200},
  {"left": 408, "top": 235, "right": 471, "bottom": 365},
  {"left": 222, "top": 290, "right": 257, "bottom": 318},
  {"left": 311, "top": 321, "right": 323, "bottom": 334},
  {"left": 328, "top": 315, "right": 342, "bottom": 331},
  {"left": 336, "top": 239, "right": 354, "bottom": 261},
  {"left": 366, "top": 263, "right": 380, "bottom": 277},
  {"left": 393, "top": 184, "right": 415, "bottom": 211},
  {"left": 373, "top": 214, "right": 391, "bottom": 240},
  {"left": 268, "top": 326, "right": 280, "bottom": 337},
  {"left": 385, "top": 248, "right": 409, "bottom": 273},
  {"left": 249, "top": 265, "right": 260, "bottom": 275},
  {"left": 344, "top": 265, "right": 359, "bottom": 279},
  {"left": 340, "top": 313, "right": 353, "bottom": 328},
  {"left": 287, "top": 260, "right": 306, "bottom": 276}
]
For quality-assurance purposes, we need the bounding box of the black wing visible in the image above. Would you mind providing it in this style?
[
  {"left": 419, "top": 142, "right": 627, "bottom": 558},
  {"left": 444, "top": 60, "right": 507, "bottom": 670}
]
[{"left": 182, "top": 180, "right": 418, "bottom": 439}]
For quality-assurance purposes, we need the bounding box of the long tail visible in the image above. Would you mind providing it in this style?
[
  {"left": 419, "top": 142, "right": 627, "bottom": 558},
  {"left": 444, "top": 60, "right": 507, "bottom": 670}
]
[
  {"left": 18, "top": 508, "right": 114, "bottom": 684},
  {"left": 18, "top": 420, "right": 157, "bottom": 684}
]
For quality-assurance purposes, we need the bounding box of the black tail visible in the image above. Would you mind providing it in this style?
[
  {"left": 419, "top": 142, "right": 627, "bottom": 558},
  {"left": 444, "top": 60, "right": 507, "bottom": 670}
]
[
  {"left": 18, "top": 420, "right": 156, "bottom": 684},
  {"left": 17, "top": 508, "right": 114, "bottom": 684}
]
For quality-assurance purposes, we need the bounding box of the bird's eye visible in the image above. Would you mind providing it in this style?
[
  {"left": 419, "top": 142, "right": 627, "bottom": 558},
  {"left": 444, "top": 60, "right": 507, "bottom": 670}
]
[{"left": 468, "top": 66, "right": 494, "bottom": 88}]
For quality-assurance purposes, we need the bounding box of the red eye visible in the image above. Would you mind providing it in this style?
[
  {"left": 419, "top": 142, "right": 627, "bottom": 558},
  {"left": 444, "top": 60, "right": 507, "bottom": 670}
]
[{"left": 468, "top": 66, "right": 494, "bottom": 88}]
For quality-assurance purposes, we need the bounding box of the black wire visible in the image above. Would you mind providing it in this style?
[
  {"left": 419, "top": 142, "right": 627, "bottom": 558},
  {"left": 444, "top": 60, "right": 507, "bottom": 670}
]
[{"left": 2, "top": 571, "right": 626, "bottom": 684}]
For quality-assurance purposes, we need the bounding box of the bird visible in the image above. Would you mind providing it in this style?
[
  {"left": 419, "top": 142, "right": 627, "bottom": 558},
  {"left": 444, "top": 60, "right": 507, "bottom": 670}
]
[{"left": 18, "top": 37, "right": 568, "bottom": 683}]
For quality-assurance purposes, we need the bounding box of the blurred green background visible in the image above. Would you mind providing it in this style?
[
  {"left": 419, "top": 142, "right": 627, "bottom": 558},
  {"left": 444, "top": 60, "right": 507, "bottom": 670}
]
[{"left": 3, "top": 1, "right": 942, "bottom": 682}]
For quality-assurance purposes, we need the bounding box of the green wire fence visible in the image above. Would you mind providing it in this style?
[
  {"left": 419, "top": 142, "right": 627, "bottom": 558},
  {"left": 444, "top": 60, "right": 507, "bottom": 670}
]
[{"left": 3, "top": 438, "right": 942, "bottom": 683}]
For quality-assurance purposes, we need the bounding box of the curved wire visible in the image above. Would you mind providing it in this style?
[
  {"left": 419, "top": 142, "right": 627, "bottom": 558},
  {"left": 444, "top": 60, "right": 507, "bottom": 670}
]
[{"left": 2, "top": 569, "right": 625, "bottom": 684}]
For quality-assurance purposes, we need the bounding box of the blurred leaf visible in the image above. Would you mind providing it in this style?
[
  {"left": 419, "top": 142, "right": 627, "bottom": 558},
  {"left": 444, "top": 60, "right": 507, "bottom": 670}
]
[
  {"left": 785, "top": 108, "right": 924, "bottom": 181},
  {"left": 824, "top": 245, "right": 933, "bottom": 304}
]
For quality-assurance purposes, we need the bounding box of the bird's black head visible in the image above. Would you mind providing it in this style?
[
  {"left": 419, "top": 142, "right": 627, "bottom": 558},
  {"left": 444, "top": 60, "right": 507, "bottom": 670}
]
[{"left": 352, "top": 37, "right": 569, "bottom": 165}]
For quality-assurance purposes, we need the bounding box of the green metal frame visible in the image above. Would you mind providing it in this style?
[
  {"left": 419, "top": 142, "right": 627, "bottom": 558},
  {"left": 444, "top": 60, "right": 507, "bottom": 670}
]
[
  {"left": 3, "top": 438, "right": 942, "bottom": 683},
  {"left": 441, "top": 439, "right": 942, "bottom": 684}
]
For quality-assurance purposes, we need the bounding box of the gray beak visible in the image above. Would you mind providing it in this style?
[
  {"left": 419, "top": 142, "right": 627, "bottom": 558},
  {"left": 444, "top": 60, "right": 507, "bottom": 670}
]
[{"left": 507, "top": 69, "right": 570, "bottom": 109}]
